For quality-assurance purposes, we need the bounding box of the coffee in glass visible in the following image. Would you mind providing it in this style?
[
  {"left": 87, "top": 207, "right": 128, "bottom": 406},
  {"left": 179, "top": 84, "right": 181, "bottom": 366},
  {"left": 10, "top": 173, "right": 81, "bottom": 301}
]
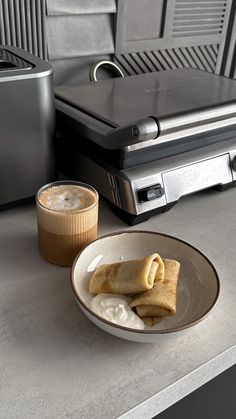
[{"left": 36, "top": 181, "right": 99, "bottom": 266}]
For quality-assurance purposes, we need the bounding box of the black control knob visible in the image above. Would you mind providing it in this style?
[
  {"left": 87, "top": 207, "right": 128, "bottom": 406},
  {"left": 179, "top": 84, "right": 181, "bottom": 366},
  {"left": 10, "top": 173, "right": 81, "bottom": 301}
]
[
  {"left": 137, "top": 184, "right": 165, "bottom": 203},
  {"left": 232, "top": 156, "right": 236, "bottom": 171}
]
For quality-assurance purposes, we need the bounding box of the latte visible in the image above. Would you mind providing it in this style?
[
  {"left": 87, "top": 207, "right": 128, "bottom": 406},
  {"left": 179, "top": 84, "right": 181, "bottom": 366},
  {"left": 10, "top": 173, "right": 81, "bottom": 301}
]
[
  {"left": 36, "top": 181, "right": 99, "bottom": 266},
  {"left": 37, "top": 184, "right": 96, "bottom": 212}
]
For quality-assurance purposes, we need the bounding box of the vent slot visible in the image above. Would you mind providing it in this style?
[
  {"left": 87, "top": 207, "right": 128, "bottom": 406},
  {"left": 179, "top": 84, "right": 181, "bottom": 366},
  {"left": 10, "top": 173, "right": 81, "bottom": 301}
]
[
  {"left": 108, "top": 174, "right": 122, "bottom": 208},
  {"left": 173, "top": 0, "right": 227, "bottom": 37}
]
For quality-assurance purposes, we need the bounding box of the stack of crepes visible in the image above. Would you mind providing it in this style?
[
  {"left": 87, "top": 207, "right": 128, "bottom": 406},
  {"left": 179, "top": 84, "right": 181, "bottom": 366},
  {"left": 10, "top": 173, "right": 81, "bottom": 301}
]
[{"left": 89, "top": 253, "right": 180, "bottom": 326}]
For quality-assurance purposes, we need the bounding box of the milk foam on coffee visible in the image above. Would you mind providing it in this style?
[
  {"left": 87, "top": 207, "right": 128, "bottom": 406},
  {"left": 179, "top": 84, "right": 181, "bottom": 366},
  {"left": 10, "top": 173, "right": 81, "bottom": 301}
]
[{"left": 38, "top": 185, "right": 96, "bottom": 211}]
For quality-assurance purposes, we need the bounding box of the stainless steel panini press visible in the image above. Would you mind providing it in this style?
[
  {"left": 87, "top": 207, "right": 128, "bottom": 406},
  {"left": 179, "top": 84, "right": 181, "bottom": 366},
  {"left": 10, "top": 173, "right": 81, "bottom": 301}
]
[{"left": 55, "top": 68, "right": 236, "bottom": 224}]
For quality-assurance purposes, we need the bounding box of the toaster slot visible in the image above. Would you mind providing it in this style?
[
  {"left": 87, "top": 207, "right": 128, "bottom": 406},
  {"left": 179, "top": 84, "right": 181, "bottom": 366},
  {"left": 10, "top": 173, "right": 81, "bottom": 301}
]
[
  {"left": 0, "top": 60, "right": 17, "bottom": 71},
  {"left": 0, "top": 49, "right": 32, "bottom": 71}
]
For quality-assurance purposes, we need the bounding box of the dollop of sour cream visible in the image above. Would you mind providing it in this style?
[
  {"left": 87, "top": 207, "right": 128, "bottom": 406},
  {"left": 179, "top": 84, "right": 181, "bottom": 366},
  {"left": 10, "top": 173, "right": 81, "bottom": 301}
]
[{"left": 90, "top": 294, "right": 145, "bottom": 330}]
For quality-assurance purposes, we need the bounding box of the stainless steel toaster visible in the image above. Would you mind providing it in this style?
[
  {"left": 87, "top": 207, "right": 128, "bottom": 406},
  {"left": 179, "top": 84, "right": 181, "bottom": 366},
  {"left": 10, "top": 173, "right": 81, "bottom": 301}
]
[{"left": 0, "top": 45, "right": 57, "bottom": 207}]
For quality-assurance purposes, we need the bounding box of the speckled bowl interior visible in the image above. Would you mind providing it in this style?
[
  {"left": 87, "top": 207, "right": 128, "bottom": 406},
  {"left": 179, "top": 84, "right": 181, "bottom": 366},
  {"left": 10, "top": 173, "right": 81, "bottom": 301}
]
[{"left": 71, "top": 231, "right": 220, "bottom": 343}]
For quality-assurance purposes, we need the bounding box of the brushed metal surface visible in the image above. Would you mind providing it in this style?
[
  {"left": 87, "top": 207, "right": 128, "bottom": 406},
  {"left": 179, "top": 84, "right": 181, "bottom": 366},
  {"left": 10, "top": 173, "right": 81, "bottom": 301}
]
[
  {"left": 126, "top": 115, "right": 236, "bottom": 152},
  {"left": 66, "top": 138, "right": 236, "bottom": 216},
  {"left": 0, "top": 46, "right": 56, "bottom": 206},
  {"left": 163, "top": 154, "right": 232, "bottom": 203}
]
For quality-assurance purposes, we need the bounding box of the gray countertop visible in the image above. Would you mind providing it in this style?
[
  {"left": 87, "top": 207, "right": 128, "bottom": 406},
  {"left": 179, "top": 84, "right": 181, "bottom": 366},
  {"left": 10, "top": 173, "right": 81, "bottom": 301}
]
[{"left": 1, "top": 189, "right": 236, "bottom": 419}]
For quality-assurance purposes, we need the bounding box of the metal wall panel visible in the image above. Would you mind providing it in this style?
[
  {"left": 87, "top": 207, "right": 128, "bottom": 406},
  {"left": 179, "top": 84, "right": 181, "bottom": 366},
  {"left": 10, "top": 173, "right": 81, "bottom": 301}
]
[
  {"left": 115, "top": 0, "right": 231, "bottom": 54},
  {"left": 114, "top": 0, "right": 236, "bottom": 80},
  {"left": 0, "top": 1, "right": 116, "bottom": 63},
  {"left": 115, "top": 44, "right": 219, "bottom": 76},
  {"left": 0, "top": 0, "right": 47, "bottom": 59},
  {"left": 46, "top": 0, "right": 116, "bottom": 15},
  {"left": 46, "top": 14, "right": 115, "bottom": 60},
  {"left": 172, "top": 0, "right": 227, "bottom": 38},
  {"left": 216, "top": 0, "right": 236, "bottom": 78},
  {"left": 1, "top": 0, "right": 236, "bottom": 83}
]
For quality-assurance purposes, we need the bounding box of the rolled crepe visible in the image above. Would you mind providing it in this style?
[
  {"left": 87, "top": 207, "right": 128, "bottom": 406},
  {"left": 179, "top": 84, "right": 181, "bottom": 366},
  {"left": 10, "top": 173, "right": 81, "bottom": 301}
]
[
  {"left": 89, "top": 253, "right": 165, "bottom": 295},
  {"left": 129, "top": 259, "right": 180, "bottom": 326}
]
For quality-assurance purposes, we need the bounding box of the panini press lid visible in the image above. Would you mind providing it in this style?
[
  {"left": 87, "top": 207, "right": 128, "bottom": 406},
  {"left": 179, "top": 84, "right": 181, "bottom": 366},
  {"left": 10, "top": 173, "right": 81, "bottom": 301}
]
[
  {"left": 55, "top": 68, "right": 236, "bottom": 168},
  {"left": 55, "top": 68, "right": 236, "bottom": 126}
]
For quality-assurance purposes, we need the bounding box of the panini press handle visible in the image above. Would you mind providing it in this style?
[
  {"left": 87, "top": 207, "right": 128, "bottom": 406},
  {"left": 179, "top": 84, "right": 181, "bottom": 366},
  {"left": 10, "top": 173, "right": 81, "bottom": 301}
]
[
  {"left": 90, "top": 60, "right": 125, "bottom": 82},
  {"left": 105, "top": 117, "right": 159, "bottom": 150}
]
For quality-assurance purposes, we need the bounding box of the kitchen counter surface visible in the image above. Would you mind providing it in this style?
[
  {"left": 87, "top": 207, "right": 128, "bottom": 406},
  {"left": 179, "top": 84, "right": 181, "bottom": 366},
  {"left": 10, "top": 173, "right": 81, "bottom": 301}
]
[{"left": 1, "top": 188, "right": 236, "bottom": 419}]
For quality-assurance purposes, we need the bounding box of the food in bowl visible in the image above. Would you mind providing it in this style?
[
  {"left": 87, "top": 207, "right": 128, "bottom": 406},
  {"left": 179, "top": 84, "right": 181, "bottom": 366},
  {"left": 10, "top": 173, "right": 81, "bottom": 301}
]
[
  {"left": 89, "top": 253, "right": 164, "bottom": 294},
  {"left": 90, "top": 294, "right": 145, "bottom": 329},
  {"left": 130, "top": 259, "right": 180, "bottom": 326},
  {"left": 89, "top": 253, "right": 180, "bottom": 328},
  {"left": 71, "top": 230, "right": 220, "bottom": 342}
]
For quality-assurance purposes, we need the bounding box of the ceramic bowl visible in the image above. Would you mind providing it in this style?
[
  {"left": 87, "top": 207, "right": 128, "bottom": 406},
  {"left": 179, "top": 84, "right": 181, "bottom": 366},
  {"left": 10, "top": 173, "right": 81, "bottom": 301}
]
[{"left": 71, "top": 231, "right": 220, "bottom": 343}]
